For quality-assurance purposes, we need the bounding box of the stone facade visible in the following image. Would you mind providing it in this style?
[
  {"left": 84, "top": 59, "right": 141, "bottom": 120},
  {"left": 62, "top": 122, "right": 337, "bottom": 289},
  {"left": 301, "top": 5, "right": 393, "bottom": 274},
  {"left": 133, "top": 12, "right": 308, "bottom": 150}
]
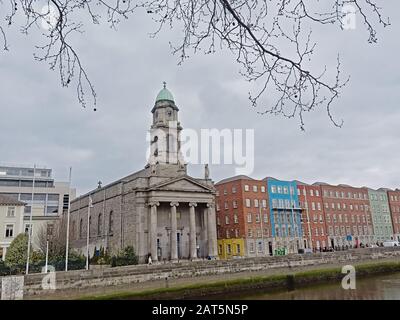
[{"left": 69, "top": 85, "right": 218, "bottom": 263}]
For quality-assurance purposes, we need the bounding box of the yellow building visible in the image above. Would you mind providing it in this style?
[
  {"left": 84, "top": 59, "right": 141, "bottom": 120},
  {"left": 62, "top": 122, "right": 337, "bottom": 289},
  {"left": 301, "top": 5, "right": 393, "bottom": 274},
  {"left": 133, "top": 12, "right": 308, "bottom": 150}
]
[{"left": 217, "top": 238, "right": 245, "bottom": 260}]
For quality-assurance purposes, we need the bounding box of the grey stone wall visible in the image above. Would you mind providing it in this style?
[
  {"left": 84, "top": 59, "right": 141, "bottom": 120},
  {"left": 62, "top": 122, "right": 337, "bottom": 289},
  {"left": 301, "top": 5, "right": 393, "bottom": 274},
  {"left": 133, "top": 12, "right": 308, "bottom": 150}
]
[{"left": 2, "top": 247, "right": 399, "bottom": 298}]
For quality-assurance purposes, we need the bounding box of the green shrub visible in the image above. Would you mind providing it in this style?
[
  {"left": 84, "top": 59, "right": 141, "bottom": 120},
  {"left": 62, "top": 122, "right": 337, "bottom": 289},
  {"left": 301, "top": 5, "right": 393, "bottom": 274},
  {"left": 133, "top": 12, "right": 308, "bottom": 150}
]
[
  {"left": 5, "top": 233, "right": 29, "bottom": 268},
  {"left": 111, "top": 246, "right": 138, "bottom": 267}
]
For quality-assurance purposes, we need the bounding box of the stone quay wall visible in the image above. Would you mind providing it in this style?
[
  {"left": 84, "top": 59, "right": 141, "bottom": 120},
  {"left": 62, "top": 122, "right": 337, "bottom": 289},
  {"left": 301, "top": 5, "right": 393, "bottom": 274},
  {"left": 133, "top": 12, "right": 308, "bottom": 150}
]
[{"left": 2, "top": 247, "right": 400, "bottom": 298}]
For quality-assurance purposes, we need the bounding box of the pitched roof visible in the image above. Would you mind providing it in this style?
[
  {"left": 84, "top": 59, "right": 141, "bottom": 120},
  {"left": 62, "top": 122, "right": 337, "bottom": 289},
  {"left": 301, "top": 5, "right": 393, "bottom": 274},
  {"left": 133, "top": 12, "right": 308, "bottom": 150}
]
[
  {"left": 216, "top": 175, "right": 254, "bottom": 185},
  {"left": 0, "top": 194, "right": 25, "bottom": 206}
]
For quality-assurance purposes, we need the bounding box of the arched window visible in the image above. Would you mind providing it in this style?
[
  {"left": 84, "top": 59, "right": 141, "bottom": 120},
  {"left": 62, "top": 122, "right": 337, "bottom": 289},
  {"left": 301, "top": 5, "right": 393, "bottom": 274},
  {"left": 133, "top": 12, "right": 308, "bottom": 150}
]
[
  {"left": 109, "top": 211, "right": 114, "bottom": 234},
  {"left": 72, "top": 220, "right": 76, "bottom": 240},
  {"left": 79, "top": 218, "right": 83, "bottom": 239},
  {"left": 98, "top": 213, "right": 102, "bottom": 236}
]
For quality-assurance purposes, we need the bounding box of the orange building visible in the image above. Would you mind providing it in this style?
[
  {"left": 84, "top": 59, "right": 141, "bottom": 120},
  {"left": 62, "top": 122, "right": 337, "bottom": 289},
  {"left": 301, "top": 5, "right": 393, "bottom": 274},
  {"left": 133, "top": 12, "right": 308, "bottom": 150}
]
[{"left": 215, "top": 176, "right": 272, "bottom": 258}]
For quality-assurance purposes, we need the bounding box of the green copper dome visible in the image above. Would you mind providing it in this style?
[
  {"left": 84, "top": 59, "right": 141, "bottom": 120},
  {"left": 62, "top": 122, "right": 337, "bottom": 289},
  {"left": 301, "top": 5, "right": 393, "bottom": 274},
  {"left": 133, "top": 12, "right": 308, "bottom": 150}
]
[{"left": 155, "top": 82, "right": 175, "bottom": 103}]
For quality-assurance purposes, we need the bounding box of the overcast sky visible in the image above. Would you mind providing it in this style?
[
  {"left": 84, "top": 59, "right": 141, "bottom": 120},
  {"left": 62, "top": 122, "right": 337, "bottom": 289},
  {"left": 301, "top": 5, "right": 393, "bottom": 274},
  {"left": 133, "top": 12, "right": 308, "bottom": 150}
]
[{"left": 0, "top": 1, "right": 399, "bottom": 195}]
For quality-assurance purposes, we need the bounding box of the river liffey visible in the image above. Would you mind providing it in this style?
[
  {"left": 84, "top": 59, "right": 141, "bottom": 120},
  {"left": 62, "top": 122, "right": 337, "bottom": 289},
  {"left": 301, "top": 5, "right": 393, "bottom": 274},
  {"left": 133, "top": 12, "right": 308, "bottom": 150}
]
[{"left": 224, "top": 273, "right": 400, "bottom": 300}]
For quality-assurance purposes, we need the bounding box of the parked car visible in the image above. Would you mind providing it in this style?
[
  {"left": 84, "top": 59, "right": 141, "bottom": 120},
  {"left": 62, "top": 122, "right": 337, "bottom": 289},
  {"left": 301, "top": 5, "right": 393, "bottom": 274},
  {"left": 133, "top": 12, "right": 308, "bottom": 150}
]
[
  {"left": 383, "top": 240, "right": 399, "bottom": 247},
  {"left": 370, "top": 244, "right": 379, "bottom": 248}
]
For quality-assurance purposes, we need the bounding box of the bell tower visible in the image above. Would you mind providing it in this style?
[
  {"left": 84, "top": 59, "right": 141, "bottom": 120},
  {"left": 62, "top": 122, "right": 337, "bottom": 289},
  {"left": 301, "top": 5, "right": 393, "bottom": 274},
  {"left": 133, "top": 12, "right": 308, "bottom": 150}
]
[{"left": 148, "top": 82, "right": 184, "bottom": 166}]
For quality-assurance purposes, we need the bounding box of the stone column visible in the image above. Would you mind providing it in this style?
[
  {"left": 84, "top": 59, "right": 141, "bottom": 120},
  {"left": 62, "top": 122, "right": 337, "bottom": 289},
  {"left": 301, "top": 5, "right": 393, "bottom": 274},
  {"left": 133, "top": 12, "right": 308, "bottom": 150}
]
[
  {"left": 170, "top": 202, "right": 179, "bottom": 261},
  {"left": 149, "top": 201, "right": 159, "bottom": 262},
  {"left": 189, "top": 202, "right": 197, "bottom": 259},
  {"left": 207, "top": 203, "right": 218, "bottom": 258}
]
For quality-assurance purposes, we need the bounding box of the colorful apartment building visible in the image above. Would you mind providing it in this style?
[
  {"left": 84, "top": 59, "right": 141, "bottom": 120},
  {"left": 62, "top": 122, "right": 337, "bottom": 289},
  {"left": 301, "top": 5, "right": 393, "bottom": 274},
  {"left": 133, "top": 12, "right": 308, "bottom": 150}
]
[
  {"left": 317, "top": 184, "right": 373, "bottom": 249},
  {"left": 387, "top": 190, "right": 400, "bottom": 242},
  {"left": 296, "top": 182, "right": 328, "bottom": 251},
  {"left": 368, "top": 188, "right": 394, "bottom": 243},
  {"left": 215, "top": 174, "right": 399, "bottom": 259},
  {"left": 265, "top": 177, "right": 303, "bottom": 254},
  {"left": 215, "top": 176, "right": 271, "bottom": 258}
]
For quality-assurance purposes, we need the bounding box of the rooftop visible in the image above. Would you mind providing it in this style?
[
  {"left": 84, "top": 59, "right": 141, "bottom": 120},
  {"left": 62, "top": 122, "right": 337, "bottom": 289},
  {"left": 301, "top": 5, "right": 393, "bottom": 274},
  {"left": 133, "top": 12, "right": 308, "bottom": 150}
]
[{"left": 0, "top": 194, "right": 25, "bottom": 206}]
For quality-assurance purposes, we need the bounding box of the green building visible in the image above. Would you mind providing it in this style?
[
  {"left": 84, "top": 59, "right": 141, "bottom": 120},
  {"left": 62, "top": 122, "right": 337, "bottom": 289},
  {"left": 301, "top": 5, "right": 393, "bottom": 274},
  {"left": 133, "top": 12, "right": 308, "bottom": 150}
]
[{"left": 368, "top": 189, "right": 394, "bottom": 243}]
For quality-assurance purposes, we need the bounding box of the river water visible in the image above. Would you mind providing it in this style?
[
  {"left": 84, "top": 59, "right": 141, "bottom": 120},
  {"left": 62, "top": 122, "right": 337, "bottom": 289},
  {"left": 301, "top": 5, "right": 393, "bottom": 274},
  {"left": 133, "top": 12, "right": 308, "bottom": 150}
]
[{"left": 230, "top": 273, "right": 400, "bottom": 300}]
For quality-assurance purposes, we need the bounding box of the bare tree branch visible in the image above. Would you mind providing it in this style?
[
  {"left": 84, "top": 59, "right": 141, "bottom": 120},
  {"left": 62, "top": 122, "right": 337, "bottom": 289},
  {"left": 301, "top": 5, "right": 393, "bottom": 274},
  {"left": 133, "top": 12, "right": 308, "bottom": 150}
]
[{"left": 0, "top": 0, "right": 389, "bottom": 127}]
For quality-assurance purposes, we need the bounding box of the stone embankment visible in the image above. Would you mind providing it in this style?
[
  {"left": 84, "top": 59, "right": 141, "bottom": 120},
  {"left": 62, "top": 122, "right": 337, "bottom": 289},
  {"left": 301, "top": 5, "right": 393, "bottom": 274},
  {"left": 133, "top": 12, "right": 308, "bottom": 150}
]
[{"left": 1, "top": 247, "right": 399, "bottom": 299}]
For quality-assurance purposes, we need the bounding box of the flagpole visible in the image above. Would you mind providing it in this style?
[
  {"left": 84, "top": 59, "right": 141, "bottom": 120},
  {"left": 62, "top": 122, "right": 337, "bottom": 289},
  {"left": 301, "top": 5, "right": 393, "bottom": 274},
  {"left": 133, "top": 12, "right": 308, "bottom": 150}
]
[
  {"left": 86, "top": 195, "right": 92, "bottom": 271},
  {"left": 65, "top": 167, "right": 72, "bottom": 271},
  {"left": 26, "top": 164, "right": 36, "bottom": 275}
]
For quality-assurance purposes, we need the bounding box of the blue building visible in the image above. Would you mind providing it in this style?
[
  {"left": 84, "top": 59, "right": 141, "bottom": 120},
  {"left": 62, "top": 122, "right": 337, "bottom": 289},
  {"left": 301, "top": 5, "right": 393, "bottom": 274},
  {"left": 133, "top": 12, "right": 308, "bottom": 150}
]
[{"left": 265, "top": 177, "right": 303, "bottom": 255}]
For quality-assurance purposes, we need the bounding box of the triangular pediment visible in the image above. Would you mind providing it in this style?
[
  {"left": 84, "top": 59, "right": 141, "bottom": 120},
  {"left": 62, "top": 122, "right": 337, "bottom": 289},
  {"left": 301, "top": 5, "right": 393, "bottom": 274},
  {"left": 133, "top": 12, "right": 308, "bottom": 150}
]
[{"left": 149, "top": 176, "right": 214, "bottom": 193}]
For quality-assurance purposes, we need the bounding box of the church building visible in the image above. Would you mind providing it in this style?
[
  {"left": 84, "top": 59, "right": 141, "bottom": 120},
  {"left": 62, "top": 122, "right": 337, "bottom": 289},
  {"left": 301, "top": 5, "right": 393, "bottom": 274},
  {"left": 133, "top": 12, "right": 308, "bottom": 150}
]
[{"left": 69, "top": 84, "right": 218, "bottom": 263}]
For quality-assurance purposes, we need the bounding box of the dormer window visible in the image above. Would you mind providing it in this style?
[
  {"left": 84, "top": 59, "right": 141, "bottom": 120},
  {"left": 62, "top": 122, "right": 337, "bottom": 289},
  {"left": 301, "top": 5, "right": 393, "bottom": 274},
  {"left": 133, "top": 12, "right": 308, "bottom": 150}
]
[{"left": 167, "top": 109, "right": 172, "bottom": 117}]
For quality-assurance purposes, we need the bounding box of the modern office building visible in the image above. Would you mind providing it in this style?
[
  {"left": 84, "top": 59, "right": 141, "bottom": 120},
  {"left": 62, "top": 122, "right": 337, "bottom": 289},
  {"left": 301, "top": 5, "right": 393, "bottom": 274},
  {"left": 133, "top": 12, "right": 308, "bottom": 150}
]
[{"left": 0, "top": 165, "right": 75, "bottom": 248}]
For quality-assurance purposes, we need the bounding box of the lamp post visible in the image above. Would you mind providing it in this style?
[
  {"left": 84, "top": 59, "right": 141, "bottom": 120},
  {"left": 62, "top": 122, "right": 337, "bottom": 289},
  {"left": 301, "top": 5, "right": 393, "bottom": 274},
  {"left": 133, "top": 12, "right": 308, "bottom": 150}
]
[
  {"left": 26, "top": 164, "right": 36, "bottom": 275},
  {"left": 86, "top": 195, "right": 93, "bottom": 271},
  {"left": 65, "top": 167, "right": 72, "bottom": 271},
  {"left": 45, "top": 236, "right": 49, "bottom": 273}
]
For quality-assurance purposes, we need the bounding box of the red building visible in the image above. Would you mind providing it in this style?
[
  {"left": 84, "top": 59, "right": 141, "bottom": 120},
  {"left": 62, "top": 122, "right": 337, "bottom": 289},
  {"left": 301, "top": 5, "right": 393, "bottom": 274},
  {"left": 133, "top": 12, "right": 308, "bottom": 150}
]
[
  {"left": 387, "top": 190, "right": 400, "bottom": 242},
  {"left": 296, "top": 182, "right": 328, "bottom": 251},
  {"left": 318, "top": 184, "right": 373, "bottom": 249},
  {"left": 215, "top": 176, "right": 271, "bottom": 258}
]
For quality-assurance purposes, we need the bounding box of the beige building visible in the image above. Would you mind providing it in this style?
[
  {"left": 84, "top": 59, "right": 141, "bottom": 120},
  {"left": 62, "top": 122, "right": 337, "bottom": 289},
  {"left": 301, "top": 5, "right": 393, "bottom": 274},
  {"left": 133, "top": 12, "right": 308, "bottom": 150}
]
[
  {"left": 0, "top": 194, "right": 25, "bottom": 260},
  {"left": 0, "top": 165, "right": 76, "bottom": 249},
  {"left": 70, "top": 84, "right": 218, "bottom": 263}
]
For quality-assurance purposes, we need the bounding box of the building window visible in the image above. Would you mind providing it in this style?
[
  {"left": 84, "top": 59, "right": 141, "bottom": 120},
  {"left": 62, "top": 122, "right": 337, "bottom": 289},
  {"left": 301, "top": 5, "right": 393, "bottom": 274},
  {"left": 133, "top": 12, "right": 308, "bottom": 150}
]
[
  {"left": 311, "top": 202, "right": 316, "bottom": 210},
  {"left": 310, "top": 189, "right": 314, "bottom": 197},
  {"left": 233, "top": 200, "right": 237, "bottom": 209},
  {"left": 317, "top": 203, "right": 321, "bottom": 211},
  {"left": 235, "top": 229, "right": 239, "bottom": 237},
  {"left": 216, "top": 203, "right": 220, "bottom": 211},
  {"left": 227, "top": 244, "right": 231, "bottom": 254},
  {"left": 224, "top": 201, "right": 228, "bottom": 209},
  {"left": 226, "top": 229, "right": 230, "bottom": 238},
  {"left": 247, "top": 213, "right": 252, "bottom": 223},
  {"left": 109, "top": 211, "right": 114, "bottom": 234},
  {"left": 262, "top": 199, "right": 267, "bottom": 208},
  {"left": 234, "top": 214, "right": 238, "bottom": 224},
  {"left": 5, "top": 224, "right": 14, "bottom": 238},
  {"left": 316, "top": 190, "right": 320, "bottom": 197},
  {"left": 277, "top": 186, "right": 282, "bottom": 194},
  {"left": 98, "top": 213, "right": 103, "bottom": 236},
  {"left": 255, "top": 213, "right": 260, "bottom": 223},
  {"left": 24, "top": 223, "right": 33, "bottom": 236},
  {"left": 223, "top": 188, "right": 227, "bottom": 195},
  {"left": 248, "top": 229, "right": 253, "bottom": 238},
  {"left": 244, "top": 184, "right": 249, "bottom": 192},
  {"left": 232, "top": 186, "right": 237, "bottom": 193},
  {"left": 263, "top": 214, "right": 268, "bottom": 223},
  {"left": 80, "top": 218, "right": 85, "bottom": 238},
  {"left": 254, "top": 199, "right": 259, "bottom": 208},
  {"left": 261, "top": 186, "right": 266, "bottom": 193},
  {"left": 245, "top": 199, "right": 251, "bottom": 207},
  {"left": 283, "top": 186, "right": 288, "bottom": 194},
  {"left": 47, "top": 224, "right": 54, "bottom": 237},
  {"left": 7, "top": 206, "right": 15, "bottom": 217},
  {"left": 253, "top": 185, "right": 258, "bottom": 192},
  {"left": 236, "top": 244, "right": 241, "bottom": 254},
  {"left": 271, "top": 185, "right": 276, "bottom": 193},
  {"left": 249, "top": 242, "right": 255, "bottom": 253},
  {"left": 225, "top": 216, "right": 230, "bottom": 225},
  {"left": 217, "top": 217, "right": 220, "bottom": 225}
]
